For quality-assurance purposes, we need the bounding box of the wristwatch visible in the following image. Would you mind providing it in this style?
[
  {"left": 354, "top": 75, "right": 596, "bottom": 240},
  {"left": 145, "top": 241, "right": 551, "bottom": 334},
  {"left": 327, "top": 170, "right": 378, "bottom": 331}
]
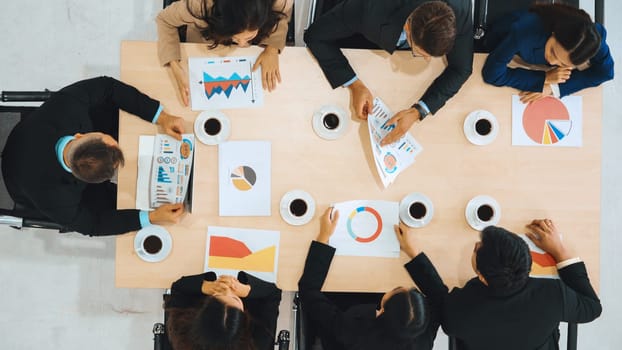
[{"left": 413, "top": 103, "right": 429, "bottom": 121}]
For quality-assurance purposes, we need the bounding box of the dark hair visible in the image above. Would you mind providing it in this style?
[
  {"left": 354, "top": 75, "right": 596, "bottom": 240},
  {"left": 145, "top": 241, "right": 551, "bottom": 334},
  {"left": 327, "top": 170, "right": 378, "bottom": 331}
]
[
  {"left": 70, "top": 138, "right": 124, "bottom": 183},
  {"left": 167, "top": 296, "right": 255, "bottom": 350},
  {"left": 188, "top": 0, "right": 286, "bottom": 49},
  {"left": 476, "top": 226, "right": 531, "bottom": 291},
  {"left": 409, "top": 1, "right": 456, "bottom": 56},
  {"left": 530, "top": 4, "right": 601, "bottom": 65}
]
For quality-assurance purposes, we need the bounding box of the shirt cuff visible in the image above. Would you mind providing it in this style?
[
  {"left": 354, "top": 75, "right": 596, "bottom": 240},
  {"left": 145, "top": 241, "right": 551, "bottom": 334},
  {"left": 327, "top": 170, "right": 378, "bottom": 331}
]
[
  {"left": 550, "top": 84, "right": 560, "bottom": 98},
  {"left": 342, "top": 76, "right": 359, "bottom": 88},
  {"left": 417, "top": 100, "right": 431, "bottom": 115},
  {"left": 556, "top": 257, "right": 582, "bottom": 269},
  {"left": 139, "top": 210, "right": 152, "bottom": 228},
  {"left": 151, "top": 104, "right": 164, "bottom": 124}
]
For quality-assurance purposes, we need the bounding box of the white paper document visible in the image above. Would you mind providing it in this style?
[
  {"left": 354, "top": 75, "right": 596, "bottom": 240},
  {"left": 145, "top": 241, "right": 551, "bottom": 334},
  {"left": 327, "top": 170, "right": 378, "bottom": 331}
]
[
  {"left": 330, "top": 200, "right": 400, "bottom": 258},
  {"left": 188, "top": 56, "right": 264, "bottom": 111},
  {"left": 518, "top": 234, "right": 559, "bottom": 279},
  {"left": 218, "top": 140, "right": 271, "bottom": 216},
  {"left": 368, "top": 98, "right": 423, "bottom": 188}
]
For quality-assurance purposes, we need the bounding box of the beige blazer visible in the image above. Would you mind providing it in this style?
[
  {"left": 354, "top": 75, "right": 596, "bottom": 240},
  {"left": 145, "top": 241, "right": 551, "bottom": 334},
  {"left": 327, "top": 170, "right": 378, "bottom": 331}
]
[{"left": 156, "top": 0, "right": 293, "bottom": 66}]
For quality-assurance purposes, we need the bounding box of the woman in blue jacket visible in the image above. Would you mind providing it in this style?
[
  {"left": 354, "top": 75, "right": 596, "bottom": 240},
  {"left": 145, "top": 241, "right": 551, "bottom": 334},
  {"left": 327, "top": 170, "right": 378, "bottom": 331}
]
[{"left": 482, "top": 4, "right": 613, "bottom": 103}]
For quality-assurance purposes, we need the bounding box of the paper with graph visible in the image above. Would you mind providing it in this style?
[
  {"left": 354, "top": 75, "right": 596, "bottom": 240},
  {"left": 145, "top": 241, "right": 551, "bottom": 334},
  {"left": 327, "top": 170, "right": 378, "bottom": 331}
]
[
  {"left": 518, "top": 234, "right": 559, "bottom": 279},
  {"left": 188, "top": 56, "right": 264, "bottom": 111},
  {"left": 368, "top": 98, "right": 423, "bottom": 188},
  {"left": 149, "top": 134, "right": 195, "bottom": 208},
  {"left": 205, "top": 226, "right": 280, "bottom": 283}
]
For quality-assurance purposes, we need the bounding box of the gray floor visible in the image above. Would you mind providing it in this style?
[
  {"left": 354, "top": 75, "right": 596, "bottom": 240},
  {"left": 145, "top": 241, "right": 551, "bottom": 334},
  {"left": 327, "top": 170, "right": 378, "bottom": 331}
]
[{"left": 1, "top": 1, "right": 621, "bottom": 349}]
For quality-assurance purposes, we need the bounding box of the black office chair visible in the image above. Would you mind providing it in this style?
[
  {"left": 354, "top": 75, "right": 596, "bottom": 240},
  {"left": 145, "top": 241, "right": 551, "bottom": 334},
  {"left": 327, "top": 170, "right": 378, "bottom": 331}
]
[{"left": 0, "top": 90, "right": 67, "bottom": 232}]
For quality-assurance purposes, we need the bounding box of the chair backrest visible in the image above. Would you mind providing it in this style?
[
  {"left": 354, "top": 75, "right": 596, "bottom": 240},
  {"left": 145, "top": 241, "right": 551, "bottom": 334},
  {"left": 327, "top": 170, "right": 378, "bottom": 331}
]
[{"left": 0, "top": 109, "right": 22, "bottom": 211}]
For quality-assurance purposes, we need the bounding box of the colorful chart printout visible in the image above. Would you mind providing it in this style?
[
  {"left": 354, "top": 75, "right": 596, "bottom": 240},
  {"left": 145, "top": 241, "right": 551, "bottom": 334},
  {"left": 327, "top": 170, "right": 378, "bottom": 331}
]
[
  {"left": 149, "top": 134, "right": 195, "bottom": 208},
  {"left": 330, "top": 200, "right": 400, "bottom": 257},
  {"left": 188, "top": 56, "right": 264, "bottom": 111},
  {"left": 205, "top": 226, "right": 280, "bottom": 282},
  {"left": 511, "top": 95, "right": 582, "bottom": 147},
  {"left": 518, "top": 234, "right": 559, "bottom": 279}
]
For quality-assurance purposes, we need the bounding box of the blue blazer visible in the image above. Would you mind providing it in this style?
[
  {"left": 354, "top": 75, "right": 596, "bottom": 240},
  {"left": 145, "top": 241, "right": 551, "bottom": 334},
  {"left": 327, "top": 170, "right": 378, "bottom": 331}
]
[{"left": 482, "top": 12, "right": 614, "bottom": 97}]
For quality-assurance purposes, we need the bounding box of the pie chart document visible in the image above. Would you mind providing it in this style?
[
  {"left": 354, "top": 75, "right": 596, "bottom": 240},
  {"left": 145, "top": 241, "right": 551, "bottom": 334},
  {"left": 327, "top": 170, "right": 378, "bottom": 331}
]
[
  {"left": 511, "top": 95, "right": 582, "bottom": 147},
  {"left": 219, "top": 140, "right": 271, "bottom": 216}
]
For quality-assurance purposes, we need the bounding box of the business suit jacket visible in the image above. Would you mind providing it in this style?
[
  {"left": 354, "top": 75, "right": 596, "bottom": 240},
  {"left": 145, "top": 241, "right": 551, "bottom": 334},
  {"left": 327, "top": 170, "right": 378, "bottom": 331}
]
[
  {"left": 297, "top": 241, "right": 443, "bottom": 350},
  {"left": 482, "top": 11, "right": 614, "bottom": 96},
  {"left": 441, "top": 262, "right": 602, "bottom": 350},
  {"left": 166, "top": 271, "right": 282, "bottom": 350},
  {"left": 304, "top": 0, "right": 473, "bottom": 114},
  {"left": 156, "top": 0, "right": 294, "bottom": 66},
  {"left": 1, "top": 77, "right": 159, "bottom": 236}
]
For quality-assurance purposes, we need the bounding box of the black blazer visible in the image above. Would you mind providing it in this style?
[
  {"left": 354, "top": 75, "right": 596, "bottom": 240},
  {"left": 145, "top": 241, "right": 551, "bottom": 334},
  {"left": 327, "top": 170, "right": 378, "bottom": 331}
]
[
  {"left": 166, "top": 271, "right": 282, "bottom": 350},
  {"left": 1, "top": 77, "right": 159, "bottom": 236},
  {"left": 442, "top": 263, "right": 602, "bottom": 350},
  {"left": 298, "top": 241, "right": 443, "bottom": 350},
  {"left": 304, "top": 0, "right": 473, "bottom": 114}
]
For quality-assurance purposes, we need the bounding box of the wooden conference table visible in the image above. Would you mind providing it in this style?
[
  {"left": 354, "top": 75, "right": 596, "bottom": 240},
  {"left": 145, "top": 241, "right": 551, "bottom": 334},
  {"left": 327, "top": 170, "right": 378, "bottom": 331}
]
[{"left": 116, "top": 41, "right": 601, "bottom": 291}]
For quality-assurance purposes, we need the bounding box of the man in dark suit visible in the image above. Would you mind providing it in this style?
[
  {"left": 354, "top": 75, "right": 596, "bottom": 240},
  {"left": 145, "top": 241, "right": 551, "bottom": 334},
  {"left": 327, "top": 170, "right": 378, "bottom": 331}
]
[
  {"left": 1, "top": 77, "right": 186, "bottom": 236},
  {"left": 304, "top": 0, "right": 473, "bottom": 145},
  {"left": 426, "top": 220, "right": 601, "bottom": 350}
]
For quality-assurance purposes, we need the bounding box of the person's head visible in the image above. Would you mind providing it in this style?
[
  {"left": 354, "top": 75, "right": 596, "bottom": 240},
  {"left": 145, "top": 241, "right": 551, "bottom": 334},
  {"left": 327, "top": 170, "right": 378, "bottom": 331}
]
[
  {"left": 374, "top": 287, "right": 428, "bottom": 346},
  {"left": 405, "top": 1, "right": 456, "bottom": 59},
  {"left": 67, "top": 132, "right": 123, "bottom": 183},
  {"left": 530, "top": 4, "right": 601, "bottom": 67},
  {"left": 167, "top": 295, "right": 253, "bottom": 350},
  {"left": 472, "top": 226, "right": 531, "bottom": 291},
  {"left": 190, "top": 0, "right": 286, "bottom": 48}
]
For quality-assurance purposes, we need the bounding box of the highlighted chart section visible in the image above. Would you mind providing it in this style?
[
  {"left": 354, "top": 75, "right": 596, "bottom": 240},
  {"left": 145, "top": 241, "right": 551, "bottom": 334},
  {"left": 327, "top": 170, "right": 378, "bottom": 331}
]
[
  {"left": 530, "top": 251, "right": 558, "bottom": 277},
  {"left": 230, "top": 166, "right": 257, "bottom": 191},
  {"left": 203, "top": 72, "right": 251, "bottom": 99},
  {"left": 208, "top": 236, "right": 275, "bottom": 272},
  {"left": 522, "top": 96, "right": 571, "bottom": 145}
]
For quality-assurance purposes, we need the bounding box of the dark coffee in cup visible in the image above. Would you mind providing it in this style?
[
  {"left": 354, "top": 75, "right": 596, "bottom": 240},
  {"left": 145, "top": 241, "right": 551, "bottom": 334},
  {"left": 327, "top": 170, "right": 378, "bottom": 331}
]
[
  {"left": 409, "top": 202, "right": 427, "bottom": 220},
  {"left": 477, "top": 204, "right": 494, "bottom": 222},
  {"left": 475, "top": 119, "right": 492, "bottom": 136},
  {"left": 322, "top": 113, "right": 340, "bottom": 130},
  {"left": 289, "top": 199, "right": 308, "bottom": 217},
  {"left": 143, "top": 235, "right": 163, "bottom": 254},
  {"left": 204, "top": 118, "right": 222, "bottom": 136}
]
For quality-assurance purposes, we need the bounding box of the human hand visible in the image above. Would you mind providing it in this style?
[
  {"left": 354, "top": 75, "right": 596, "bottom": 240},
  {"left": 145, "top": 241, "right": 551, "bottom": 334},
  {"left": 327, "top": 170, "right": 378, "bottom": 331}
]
[
  {"left": 348, "top": 80, "right": 373, "bottom": 120},
  {"left": 394, "top": 222, "right": 420, "bottom": 259},
  {"left": 545, "top": 67, "right": 572, "bottom": 85},
  {"left": 217, "top": 275, "right": 251, "bottom": 297},
  {"left": 201, "top": 280, "right": 230, "bottom": 296},
  {"left": 380, "top": 108, "right": 420, "bottom": 146},
  {"left": 149, "top": 203, "right": 185, "bottom": 224},
  {"left": 519, "top": 91, "right": 547, "bottom": 104},
  {"left": 169, "top": 60, "right": 190, "bottom": 106},
  {"left": 156, "top": 111, "right": 185, "bottom": 140},
  {"left": 253, "top": 46, "right": 281, "bottom": 92},
  {"left": 525, "top": 219, "right": 572, "bottom": 262},
  {"left": 316, "top": 207, "right": 340, "bottom": 244}
]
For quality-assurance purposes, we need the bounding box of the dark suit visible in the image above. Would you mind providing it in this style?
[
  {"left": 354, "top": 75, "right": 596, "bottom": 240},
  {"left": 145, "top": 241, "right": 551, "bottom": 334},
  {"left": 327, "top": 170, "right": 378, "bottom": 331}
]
[
  {"left": 1, "top": 77, "right": 159, "bottom": 236},
  {"left": 297, "top": 241, "right": 443, "bottom": 350},
  {"left": 482, "top": 11, "right": 614, "bottom": 96},
  {"left": 166, "top": 271, "right": 282, "bottom": 350},
  {"left": 304, "top": 0, "right": 473, "bottom": 114},
  {"left": 440, "top": 262, "right": 602, "bottom": 350}
]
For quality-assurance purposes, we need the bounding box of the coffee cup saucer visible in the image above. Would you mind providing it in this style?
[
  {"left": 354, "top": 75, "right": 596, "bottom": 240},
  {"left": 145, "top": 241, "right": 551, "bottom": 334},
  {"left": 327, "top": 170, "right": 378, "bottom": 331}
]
[
  {"left": 280, "top": 190, "right": 316, "bottom": 226},
  {"left": 463, "top": 110, "right": 499, "bottom": 146},
  {"left": 194, "top": 110, "right": 231, "bottom": 145},
  {"left": 134, "top": 225, "right": 173, "bottom": 263},
  {"left": 399, "top": 192, "right": 434, "bottom": 228},
  {"left": 312, "top": 105, "right": 349, "bottom": 140},
  {"left": 465, "top": 195, "right": 501, "bottom": 231}
]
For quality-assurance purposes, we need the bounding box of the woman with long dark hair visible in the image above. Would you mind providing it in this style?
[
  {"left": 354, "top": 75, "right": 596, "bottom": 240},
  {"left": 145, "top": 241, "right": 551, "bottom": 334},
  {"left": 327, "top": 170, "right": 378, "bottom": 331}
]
[
  {"left": 482, "top": 3, "right": 613, "bottom": 103},
  {"left": 157, "top": 0, "right": 292, "bottom": 105},
  {"left": 165, "top": 270, "right": 282, "bottom": 350}
]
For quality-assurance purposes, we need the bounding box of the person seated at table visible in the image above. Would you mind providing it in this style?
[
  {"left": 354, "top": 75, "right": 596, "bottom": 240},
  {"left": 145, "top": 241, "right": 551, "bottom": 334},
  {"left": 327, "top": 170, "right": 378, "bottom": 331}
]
[
  {"left": 156, "top": 0, "right": 293, "bottom": 103},
  {"left": 1, "top": 77, "right": 186, "bottom": 236},
  {"left": 304, "top": 0, "right": 473, "bottom": 146},
  {"left": 165, "top": 270, "right": 282, "bottom": 350},
  {"left": 297, "top": 208, "right": 444, "bottom": 350},
  {"left": 438, "top": 220, "right": 602, "bottom": 349},
  {"left": 482, "top": 3, "right": 614, "bottom": 104}
]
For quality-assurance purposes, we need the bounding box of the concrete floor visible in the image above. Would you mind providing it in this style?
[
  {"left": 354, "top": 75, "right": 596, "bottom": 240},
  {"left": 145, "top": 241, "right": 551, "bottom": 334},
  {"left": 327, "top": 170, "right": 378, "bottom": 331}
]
[{"left": 1, "top": 1, "right": 621, "bottom": 349}]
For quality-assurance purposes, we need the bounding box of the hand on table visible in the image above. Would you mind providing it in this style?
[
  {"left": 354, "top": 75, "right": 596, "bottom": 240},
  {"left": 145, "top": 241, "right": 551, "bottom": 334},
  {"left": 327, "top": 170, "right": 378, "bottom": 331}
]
[
  {"left": 253, "top": 46, "right": 281, "bottom": 92},
  {"left": 380, "top": 108, "right": 420, "bottom": 146},
  {"left": 394, "top": 222, "right": 420, "bottom": 259},
  {"left": 545, "top": 67, "right": 572, "bottom": 85},
  {"left": 525, "top": 219, "right": 572, "bottom": 262},
  {"left": 169, "top": 60, "right": 190, "bottom": 106},
  {"left": 348, "top": 79, "right": 373, "bottom": 120},
  {"left": 156, "top": 111, "right": 185, "bottom": 140},
  {"left": 316, "top": 207, "right": 340, "bottom": 244},
  {"left": 217, "top": 275, "right": 251, "bottom": 297},
  {"left": 149, "top": 203, "right": 185, "bottom": 224},
  {"left": 519, "top": 91, "right": 548, "bottom": 104}
]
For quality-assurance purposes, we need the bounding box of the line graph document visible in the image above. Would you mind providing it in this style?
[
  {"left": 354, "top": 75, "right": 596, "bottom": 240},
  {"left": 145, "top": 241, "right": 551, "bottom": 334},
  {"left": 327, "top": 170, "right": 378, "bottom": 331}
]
[{"left": 188, "top": 56, "right": 264, "bottom": 110}]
